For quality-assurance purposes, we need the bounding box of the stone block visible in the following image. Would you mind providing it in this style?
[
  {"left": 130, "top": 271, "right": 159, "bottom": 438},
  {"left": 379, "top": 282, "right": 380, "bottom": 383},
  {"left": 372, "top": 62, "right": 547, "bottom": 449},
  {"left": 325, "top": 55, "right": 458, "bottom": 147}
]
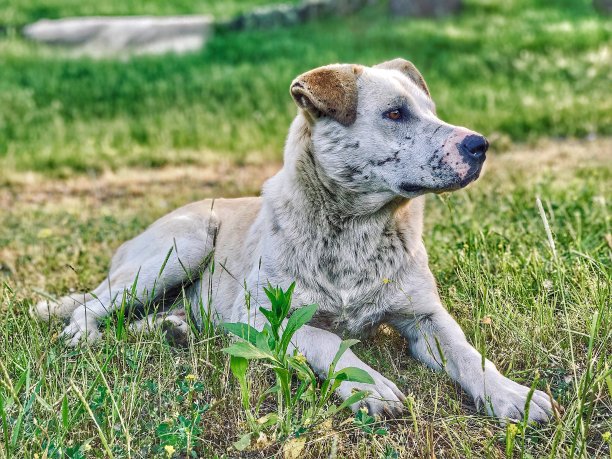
[{"left": 23, "top": 16, "right": 213, "bottom": 57}]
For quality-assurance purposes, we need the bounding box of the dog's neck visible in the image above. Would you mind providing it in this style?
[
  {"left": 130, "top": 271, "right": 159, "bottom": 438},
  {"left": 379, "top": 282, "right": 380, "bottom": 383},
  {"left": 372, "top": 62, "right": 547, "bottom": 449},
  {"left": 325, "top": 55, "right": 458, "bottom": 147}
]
[
  {"left": 259, "top": 115, "right": 423, "bottom": 288},
  {"left": 265, "top": 115, "right": 405, "bottom": 228},
  {"left": 295, "top": 145, "right": 404, "bottom": 224}
]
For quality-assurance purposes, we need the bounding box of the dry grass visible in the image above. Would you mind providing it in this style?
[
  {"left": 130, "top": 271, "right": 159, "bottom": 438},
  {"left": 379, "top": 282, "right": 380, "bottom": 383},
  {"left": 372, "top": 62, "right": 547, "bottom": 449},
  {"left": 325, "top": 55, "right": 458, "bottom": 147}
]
[
  {"left": 0, "top": 139, "right": 610, "bottom": 458},
  {"left": 2, "top": 137, "right": 608, "bottom": 217}
]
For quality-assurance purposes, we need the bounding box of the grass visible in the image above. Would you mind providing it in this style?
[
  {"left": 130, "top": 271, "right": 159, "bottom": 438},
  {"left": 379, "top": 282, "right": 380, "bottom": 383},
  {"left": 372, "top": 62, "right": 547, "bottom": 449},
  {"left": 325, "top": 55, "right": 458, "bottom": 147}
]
[
  {"left": 0, "top": 139, "right": 610, "bottom": 457},
  {"left": 0, "top": 0, "right": 610, "bottom": 456},
  {"left": 0, "top": 0, "right": 296, "bottom": 27},
  {"left": 0, "top": 0, "right": 610, "bottom": 174}
]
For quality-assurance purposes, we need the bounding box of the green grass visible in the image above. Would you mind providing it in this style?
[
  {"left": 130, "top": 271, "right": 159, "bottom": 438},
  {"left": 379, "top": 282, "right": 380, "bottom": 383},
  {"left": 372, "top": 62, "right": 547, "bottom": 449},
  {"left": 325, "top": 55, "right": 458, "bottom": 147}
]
[
  {"left": 0, "top": 0, "right": 610, "bottom": 174},
  {"left": 0, "top": 0, "right": 610, "bottom": 456},
  {"left": 0, "top": 0, "right": 295, "bottom": 27},
  {"left": 0, "top": 140, "right": 610, "bottom": 457}
]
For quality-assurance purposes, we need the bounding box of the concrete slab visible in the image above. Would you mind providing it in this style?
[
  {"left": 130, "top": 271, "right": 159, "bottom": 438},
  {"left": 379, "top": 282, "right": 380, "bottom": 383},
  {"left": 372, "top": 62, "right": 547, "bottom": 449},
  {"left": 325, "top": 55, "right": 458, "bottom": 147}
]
[{"left": 23, "top": 16, "right": 213, "bottom": 57}]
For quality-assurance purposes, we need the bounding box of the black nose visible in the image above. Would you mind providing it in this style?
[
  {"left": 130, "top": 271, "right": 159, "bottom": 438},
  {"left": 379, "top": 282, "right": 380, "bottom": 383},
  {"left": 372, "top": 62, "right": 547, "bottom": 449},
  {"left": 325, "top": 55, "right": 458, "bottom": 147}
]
[{"left": 459, "top": 135, "right": 489, "bottom": 160}]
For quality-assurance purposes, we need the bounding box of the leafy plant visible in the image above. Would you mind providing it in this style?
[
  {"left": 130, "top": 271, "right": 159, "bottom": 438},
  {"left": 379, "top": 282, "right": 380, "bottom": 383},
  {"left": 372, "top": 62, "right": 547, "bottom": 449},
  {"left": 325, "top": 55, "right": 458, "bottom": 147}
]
[
  {"left": 156, "top": 414, "right": 203, "bottom": 457},
  {"left": 222, "top": 282, "right": 374, "bottom": 448},
  {"left": 383, "top": 445, "right": 399, "bottom": 459},
  {"left": 353, "top": 407, "right": 388, "bottom": 436},
  {"left": 156, "top": 375, "right": 210, "bottom": 457}
]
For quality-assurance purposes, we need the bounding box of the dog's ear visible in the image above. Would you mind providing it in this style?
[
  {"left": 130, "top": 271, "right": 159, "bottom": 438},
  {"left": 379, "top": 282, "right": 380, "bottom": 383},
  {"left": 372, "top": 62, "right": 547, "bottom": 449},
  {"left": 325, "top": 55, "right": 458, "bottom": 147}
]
[
  {"left": 290, "top": 64, "right": 362, "bottom": 126},
  {"left": 374, "top": 58, "right": 430, "bottom": 97}
]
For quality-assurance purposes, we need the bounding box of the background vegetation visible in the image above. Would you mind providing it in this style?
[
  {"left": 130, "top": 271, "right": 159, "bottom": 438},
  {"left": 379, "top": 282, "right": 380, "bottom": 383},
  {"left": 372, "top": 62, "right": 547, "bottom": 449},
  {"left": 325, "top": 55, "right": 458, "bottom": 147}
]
[
  {"left": 0, "top": 0, "right": 610, "bottom": 174},
  {"left": 0, "top": 0, "right": 300, "bottom": 27},
  {"left": 0, "top": 0, "right": 610, "bottom": 458}
]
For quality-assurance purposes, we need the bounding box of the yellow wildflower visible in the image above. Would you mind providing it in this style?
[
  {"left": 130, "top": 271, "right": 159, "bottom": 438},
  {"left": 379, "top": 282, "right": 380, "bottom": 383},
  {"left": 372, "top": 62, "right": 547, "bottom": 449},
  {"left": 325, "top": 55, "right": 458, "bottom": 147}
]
[
  {"left": 382, "top": 278, "right": 391, "bottom": 284},
  {"left": 164, "top": 444, "right": 175, "bottom": 457},
  {"left": 185, "top": 374, "right": 197, "bottom": 382},
  {"left": 37, "top": 228, "right": 53, "bottom": 239}
]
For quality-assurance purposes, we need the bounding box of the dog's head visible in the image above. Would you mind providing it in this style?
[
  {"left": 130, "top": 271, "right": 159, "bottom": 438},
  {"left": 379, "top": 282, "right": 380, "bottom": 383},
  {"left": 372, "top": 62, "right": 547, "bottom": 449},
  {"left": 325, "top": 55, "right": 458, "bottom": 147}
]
[{"left": 290, "top": 59, "right": 488, "bottom": 199}]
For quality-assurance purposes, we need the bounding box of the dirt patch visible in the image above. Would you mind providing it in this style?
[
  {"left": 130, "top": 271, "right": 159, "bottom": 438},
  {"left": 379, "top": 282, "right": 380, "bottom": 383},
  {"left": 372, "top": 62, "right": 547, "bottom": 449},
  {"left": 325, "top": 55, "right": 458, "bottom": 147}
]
[
  {"left": 486, "top": 137, "right": 611, "bottom": 187},
  {"left": 1, "top": 137, "right": 609, "bottom": 211},
  {"left": 0, "top": 161, "right": 280, "bottom": 210}
]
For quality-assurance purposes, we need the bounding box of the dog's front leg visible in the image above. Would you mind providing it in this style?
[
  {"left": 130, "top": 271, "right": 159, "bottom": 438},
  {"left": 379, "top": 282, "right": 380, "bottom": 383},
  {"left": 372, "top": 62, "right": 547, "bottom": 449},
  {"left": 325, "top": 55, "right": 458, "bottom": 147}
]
[
  {"left": 390, "top": 302, "right": 554, "bottom": 422},
  {"left": 236, "top": 308, "right": 405, "bottom": 416},
  {"left": 295, "top": 324, "right": 406, "bottom": 416},
  {"left": 387, "top": 260, "right": 554, "bottom": 423}
]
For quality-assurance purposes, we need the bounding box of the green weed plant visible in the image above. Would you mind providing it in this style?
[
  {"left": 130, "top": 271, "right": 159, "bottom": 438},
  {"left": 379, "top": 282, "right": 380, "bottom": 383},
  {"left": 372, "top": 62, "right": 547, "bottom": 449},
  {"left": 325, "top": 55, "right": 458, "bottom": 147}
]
[{"left": 222, "top": 282, "right": 374, "bottom": 450}]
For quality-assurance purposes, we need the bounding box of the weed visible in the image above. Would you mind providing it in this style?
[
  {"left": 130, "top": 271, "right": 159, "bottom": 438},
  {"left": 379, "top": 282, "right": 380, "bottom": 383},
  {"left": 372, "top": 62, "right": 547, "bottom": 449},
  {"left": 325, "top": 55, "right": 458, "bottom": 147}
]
[
  {"left": 222, "top": 282, "right": 374, "bottom": 449},
  {"left": 353, "top": 407, "right": 388, "bottom": 436}
]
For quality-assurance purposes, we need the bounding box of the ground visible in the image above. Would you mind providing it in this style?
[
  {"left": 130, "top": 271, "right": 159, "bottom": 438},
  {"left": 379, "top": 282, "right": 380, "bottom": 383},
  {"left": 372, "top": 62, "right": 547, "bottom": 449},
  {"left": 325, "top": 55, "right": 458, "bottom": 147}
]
[
  {"left": 0, "top": 138, "right": 610, "bottom": 458},
  {"left": 0, "top": 0, "right": 610, "bottom": 456}
]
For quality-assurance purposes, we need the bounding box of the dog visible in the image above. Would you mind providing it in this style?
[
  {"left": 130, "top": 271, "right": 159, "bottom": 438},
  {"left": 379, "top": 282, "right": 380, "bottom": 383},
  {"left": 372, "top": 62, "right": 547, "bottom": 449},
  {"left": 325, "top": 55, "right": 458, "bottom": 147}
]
[{"left": 33, "top": 58, "right": 555, "bottom": 422}]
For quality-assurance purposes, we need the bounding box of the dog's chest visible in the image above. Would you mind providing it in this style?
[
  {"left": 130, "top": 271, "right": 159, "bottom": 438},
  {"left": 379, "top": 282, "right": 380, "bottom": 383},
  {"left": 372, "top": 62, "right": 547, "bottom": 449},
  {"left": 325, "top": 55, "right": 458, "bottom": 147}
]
[
  {"left": 264, "top": 196, "right": 415, "bottom": 334},
  {"left": 289, "top": 228, "right": 408, "bottom": 335},
  {"left": 305, "top": 282, "right": 395, "bottom": 336}
]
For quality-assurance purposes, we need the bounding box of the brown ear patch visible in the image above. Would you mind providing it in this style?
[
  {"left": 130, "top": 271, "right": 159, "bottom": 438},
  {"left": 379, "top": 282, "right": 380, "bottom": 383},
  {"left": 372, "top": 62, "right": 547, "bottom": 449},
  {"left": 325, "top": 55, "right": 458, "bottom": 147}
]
[
  {"left": 290, "top": 64, "right": 361, "bottom": 126},
  {"left": 374, "top": 58, "right": 430, "bottom": 97}
]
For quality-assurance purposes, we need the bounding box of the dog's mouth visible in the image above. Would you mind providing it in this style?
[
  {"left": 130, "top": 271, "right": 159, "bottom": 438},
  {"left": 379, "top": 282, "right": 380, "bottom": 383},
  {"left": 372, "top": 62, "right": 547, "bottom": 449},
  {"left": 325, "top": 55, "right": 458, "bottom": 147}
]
[
  {"left": 399, "top": 183, "right": 428, "bottom": 194},
  {"left": 398, "top": 165, "right": 483, "bottom": 197},
  {"left": 457, "top": 165, "right": 483, "bottom": 187}
]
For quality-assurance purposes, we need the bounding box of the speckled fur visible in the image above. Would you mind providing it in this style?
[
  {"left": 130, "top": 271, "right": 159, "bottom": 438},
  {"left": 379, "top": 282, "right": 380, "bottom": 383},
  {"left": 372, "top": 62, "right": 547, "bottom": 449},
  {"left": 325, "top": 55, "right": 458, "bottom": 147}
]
[{"left": 34, "top": 59, "right": 555, "bottom": 423}]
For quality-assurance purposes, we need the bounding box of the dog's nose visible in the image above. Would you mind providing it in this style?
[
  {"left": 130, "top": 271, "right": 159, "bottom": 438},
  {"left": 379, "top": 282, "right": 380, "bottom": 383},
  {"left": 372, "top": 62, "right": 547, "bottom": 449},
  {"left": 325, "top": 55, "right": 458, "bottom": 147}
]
[{"left": 459, "top": 135, "right": 488, "bottom": 160}]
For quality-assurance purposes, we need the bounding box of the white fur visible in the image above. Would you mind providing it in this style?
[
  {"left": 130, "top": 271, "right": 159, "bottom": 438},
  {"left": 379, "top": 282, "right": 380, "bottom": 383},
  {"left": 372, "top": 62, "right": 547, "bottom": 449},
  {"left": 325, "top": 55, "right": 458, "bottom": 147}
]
[{"left": 33, "top": 63, "right": 554, "bottom": 422}]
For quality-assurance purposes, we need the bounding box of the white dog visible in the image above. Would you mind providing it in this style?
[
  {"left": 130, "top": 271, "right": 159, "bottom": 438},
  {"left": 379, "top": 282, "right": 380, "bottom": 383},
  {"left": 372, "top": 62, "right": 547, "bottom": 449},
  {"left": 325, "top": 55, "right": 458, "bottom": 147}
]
[{"left": 34, "top": 59, "right": 555, "bottom": 422}]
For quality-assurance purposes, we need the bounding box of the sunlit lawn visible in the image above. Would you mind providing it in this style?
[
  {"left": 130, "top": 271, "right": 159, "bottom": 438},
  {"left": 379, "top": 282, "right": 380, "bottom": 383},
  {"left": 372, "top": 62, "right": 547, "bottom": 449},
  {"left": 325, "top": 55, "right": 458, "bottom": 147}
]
[
  {"left": 0, "top": 0, "right": 610, "bottom": 457},
  {"left": 0, "top": 0, "right": 610, "bottom": 174},
  {"left": 0, "top": 139, "right": 610, "bottom": 457}
]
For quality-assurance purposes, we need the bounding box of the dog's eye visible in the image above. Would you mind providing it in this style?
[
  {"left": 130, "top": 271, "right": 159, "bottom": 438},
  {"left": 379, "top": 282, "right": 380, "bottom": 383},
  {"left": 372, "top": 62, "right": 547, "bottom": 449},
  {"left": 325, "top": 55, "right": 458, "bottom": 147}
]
[{"left": 385, "top": 109, "right": 402, "bottom": 121}]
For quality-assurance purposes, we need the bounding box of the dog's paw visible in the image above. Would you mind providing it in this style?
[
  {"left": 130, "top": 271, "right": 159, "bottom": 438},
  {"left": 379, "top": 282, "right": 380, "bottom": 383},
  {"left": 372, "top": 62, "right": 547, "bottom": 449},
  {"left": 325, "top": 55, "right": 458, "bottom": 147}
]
[
  {"left": 60, "top": 321, "right": 102, "bottom": 347},
  {"left": 31, "top": 298, "right": 65, "bottom": 321},
  {"left": 161, "top": 316, "right": 190, "bottom": 347},
  {"left": 31, "top": 299, "right": 55, "bottom": 321},
  {"left": 480, "top": 374, "right": 555, "bottom": 424},
  {"left": 337, "top": 371, "right": 406, "bottom": 418},
  {"left": 31, "top": 294, "right": 90, "bottom": 321}
]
